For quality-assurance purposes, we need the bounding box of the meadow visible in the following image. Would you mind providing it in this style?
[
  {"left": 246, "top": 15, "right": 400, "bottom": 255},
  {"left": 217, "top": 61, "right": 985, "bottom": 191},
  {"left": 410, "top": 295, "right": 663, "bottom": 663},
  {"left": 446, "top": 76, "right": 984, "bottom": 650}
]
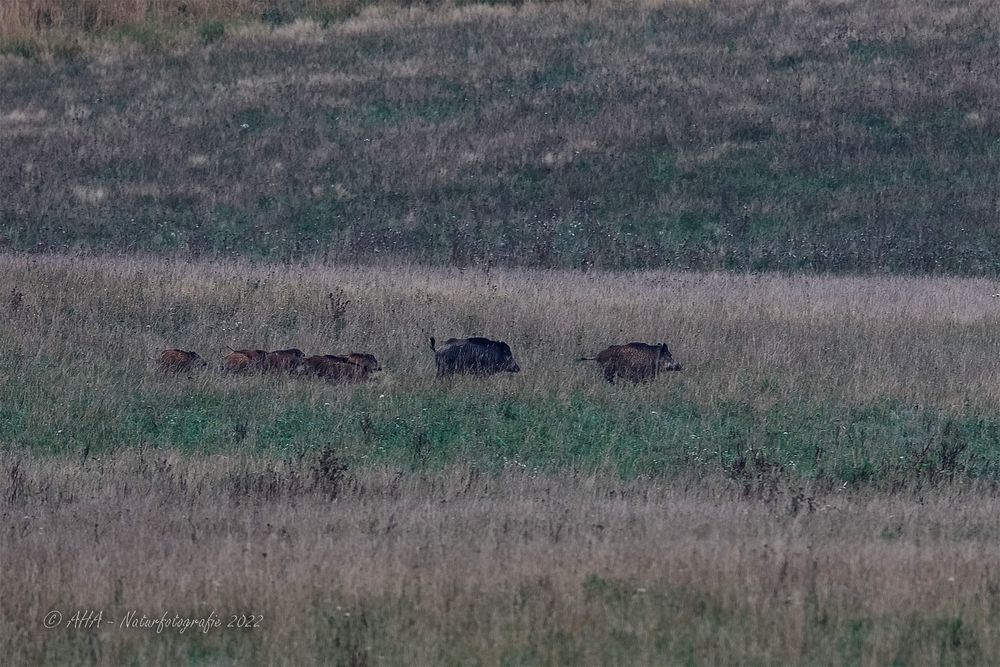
[
  {"left": 6, "top": 453, "right": 1000, "bottom": 665},
  {"left": 2, "top": 0, "right": 1000, "bottom": 272},
  {"left": 5, "top": 252, "right": 1000, "bottom": 481},
  {"left": 5, "top": 0, "right": 1000, "bottom": 662},
  {"left": 3, "top": 252, "right": 1000, "bottom": 663}
]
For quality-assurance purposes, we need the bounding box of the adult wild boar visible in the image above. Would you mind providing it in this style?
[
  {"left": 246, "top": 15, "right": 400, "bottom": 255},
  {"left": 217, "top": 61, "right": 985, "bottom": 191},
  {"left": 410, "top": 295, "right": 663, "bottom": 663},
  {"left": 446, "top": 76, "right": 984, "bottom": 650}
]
[
  {"left": 430, "top": 337, "right": 520, "bottom": 377},
  {"left": 159, "top": 348, "right": 206, "bottom": 372},
  {"left": 264, "top": 348, "right": 305, "bottom": 372},
  {"left": 579, "top": 342, "right": 682, "bottom": 384},
  {"left": 224, "top": 348, "right": 267, "bottom": 372}
]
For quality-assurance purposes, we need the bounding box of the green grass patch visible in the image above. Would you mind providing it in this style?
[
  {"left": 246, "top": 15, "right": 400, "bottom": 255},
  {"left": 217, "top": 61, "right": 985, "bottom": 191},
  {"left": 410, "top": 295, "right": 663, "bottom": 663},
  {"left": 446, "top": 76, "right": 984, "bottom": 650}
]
[
  {"left": 5, "top": 355, "right": 1000, "bottom": 486},
  {"left": 847, "top": 40, "right": 899, "bottom": 63},
  {"left": 198, "top": 20, "right": 226, "bottom": 44},
  {"left": 0, "top": 38, "right": 41, "bottom": 59}
]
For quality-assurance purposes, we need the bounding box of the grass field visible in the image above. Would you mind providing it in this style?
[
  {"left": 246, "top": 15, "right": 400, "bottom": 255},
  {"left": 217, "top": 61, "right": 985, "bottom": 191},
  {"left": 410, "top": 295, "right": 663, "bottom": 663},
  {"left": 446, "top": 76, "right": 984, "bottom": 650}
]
[
  {"left": 5, "top": 252, "right": 1000, "bottom": 482},
  {"left": 5, "top": 0, "right": 1000, "bottom": 662},
  {"left": 3, "top": 0, "right": 1000, "bottom": 272},
  {"left": 6, "top": 453, "right": 1000, "bottom": 665},
  {"left": 4, "top": 252, "right": 1000, "bottom": 663}
]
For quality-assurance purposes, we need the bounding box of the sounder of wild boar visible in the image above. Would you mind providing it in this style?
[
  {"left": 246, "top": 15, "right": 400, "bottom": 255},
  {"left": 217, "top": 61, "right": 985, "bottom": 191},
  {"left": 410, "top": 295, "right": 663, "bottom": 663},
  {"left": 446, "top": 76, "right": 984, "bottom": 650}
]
[{"left": 160, "top": 337, "right": 682, "bottom": 383}]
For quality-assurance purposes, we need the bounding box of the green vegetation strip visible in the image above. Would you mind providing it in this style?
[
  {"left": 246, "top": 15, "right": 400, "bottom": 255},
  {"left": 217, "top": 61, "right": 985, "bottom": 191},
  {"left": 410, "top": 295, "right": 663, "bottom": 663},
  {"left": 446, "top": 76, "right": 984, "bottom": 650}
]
[{"left": 5, "top": 363, "right": 997, "bottom": 485}]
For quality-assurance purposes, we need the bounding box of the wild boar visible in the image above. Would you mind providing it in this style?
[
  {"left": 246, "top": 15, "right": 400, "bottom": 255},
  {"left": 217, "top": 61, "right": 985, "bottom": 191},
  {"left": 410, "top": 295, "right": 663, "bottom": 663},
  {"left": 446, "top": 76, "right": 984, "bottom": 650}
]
[
  {"left": 579, "top": 342, "right": 682, "bottom": 384},
  {"left": 342, "top": 353, "right": 381, "bottom": 373},
  {"left": 159, "top": 348, "right": 206, "bottom": 372},
  {"left": 303, "top": 354, "right": 374, "bottom": 383},
  {"left": 223, "top": 348, "right": 268, "bottom": 373},
  {"left": 430, "top": 336, "right": 520, "bottom": 377},
  {"left": 264, "top": 348, "right": 305, "bottom": 372}
]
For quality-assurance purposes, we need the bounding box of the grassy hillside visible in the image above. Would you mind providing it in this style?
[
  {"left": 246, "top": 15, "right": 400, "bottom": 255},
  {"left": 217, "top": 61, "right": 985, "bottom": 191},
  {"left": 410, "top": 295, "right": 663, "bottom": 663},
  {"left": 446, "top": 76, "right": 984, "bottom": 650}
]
[{"left": 3, "top": 0, "right": 1000, "bottom": 273}]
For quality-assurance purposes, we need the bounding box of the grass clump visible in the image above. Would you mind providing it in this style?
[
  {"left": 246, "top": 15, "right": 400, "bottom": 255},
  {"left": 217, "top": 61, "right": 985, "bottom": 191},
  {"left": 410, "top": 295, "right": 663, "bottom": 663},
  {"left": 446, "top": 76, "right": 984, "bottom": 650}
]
[
  {"left": 198, "top": 20, "right": 225, "bottom": 44},
  {"left": 0, "top": 37, "right": 40, "bottom": 58}
]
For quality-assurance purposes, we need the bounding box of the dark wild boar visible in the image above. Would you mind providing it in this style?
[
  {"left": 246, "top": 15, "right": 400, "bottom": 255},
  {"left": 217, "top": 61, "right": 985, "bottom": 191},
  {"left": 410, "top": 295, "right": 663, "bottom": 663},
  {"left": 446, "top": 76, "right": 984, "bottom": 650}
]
[
  {"left": 579, "top": 342, "right": 682, "bottom": 384},
  {"left": 430, "top": 336, "right": 520, "bottom": 377},
  {"left": 159, "top": 348, "right": 206, "bottom": 372}
]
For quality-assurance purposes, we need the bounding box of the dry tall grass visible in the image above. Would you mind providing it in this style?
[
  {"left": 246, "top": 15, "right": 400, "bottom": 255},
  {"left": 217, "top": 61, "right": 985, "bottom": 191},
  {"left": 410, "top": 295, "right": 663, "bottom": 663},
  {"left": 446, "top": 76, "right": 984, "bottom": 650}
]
[
  {"left": 4, "top": 451, "right": 1000, "bottom": 664},
  {"left": 4, "top": 251, "right": 1000, "bottom": 409}
]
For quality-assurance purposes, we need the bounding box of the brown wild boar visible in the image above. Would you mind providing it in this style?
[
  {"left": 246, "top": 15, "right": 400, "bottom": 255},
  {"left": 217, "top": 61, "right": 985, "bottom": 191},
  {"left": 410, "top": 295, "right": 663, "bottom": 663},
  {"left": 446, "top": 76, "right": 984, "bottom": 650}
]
[
  {"left": 302, "top": 354, "right": 338, "bottom": 375},
  {"left": 159, "top": 348, "right": 206, "bottom": 372},
  {"left": 265, "top": 348, "right": 305, "bottom": 372},
  {"left": 223, "top": 348, "right": 267, "bottom": 372},
  {"left": 342, "top": 353, "right": 381, "bottom": 373},
  {"left": 302, "top": 354, "right": 376, "bottom": 383},
  {"left": 430, "top": 337, "right": 520, "bottom": 377},
  {"left": 579, "top": 342, "right": 682, "bottom": 384}
]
